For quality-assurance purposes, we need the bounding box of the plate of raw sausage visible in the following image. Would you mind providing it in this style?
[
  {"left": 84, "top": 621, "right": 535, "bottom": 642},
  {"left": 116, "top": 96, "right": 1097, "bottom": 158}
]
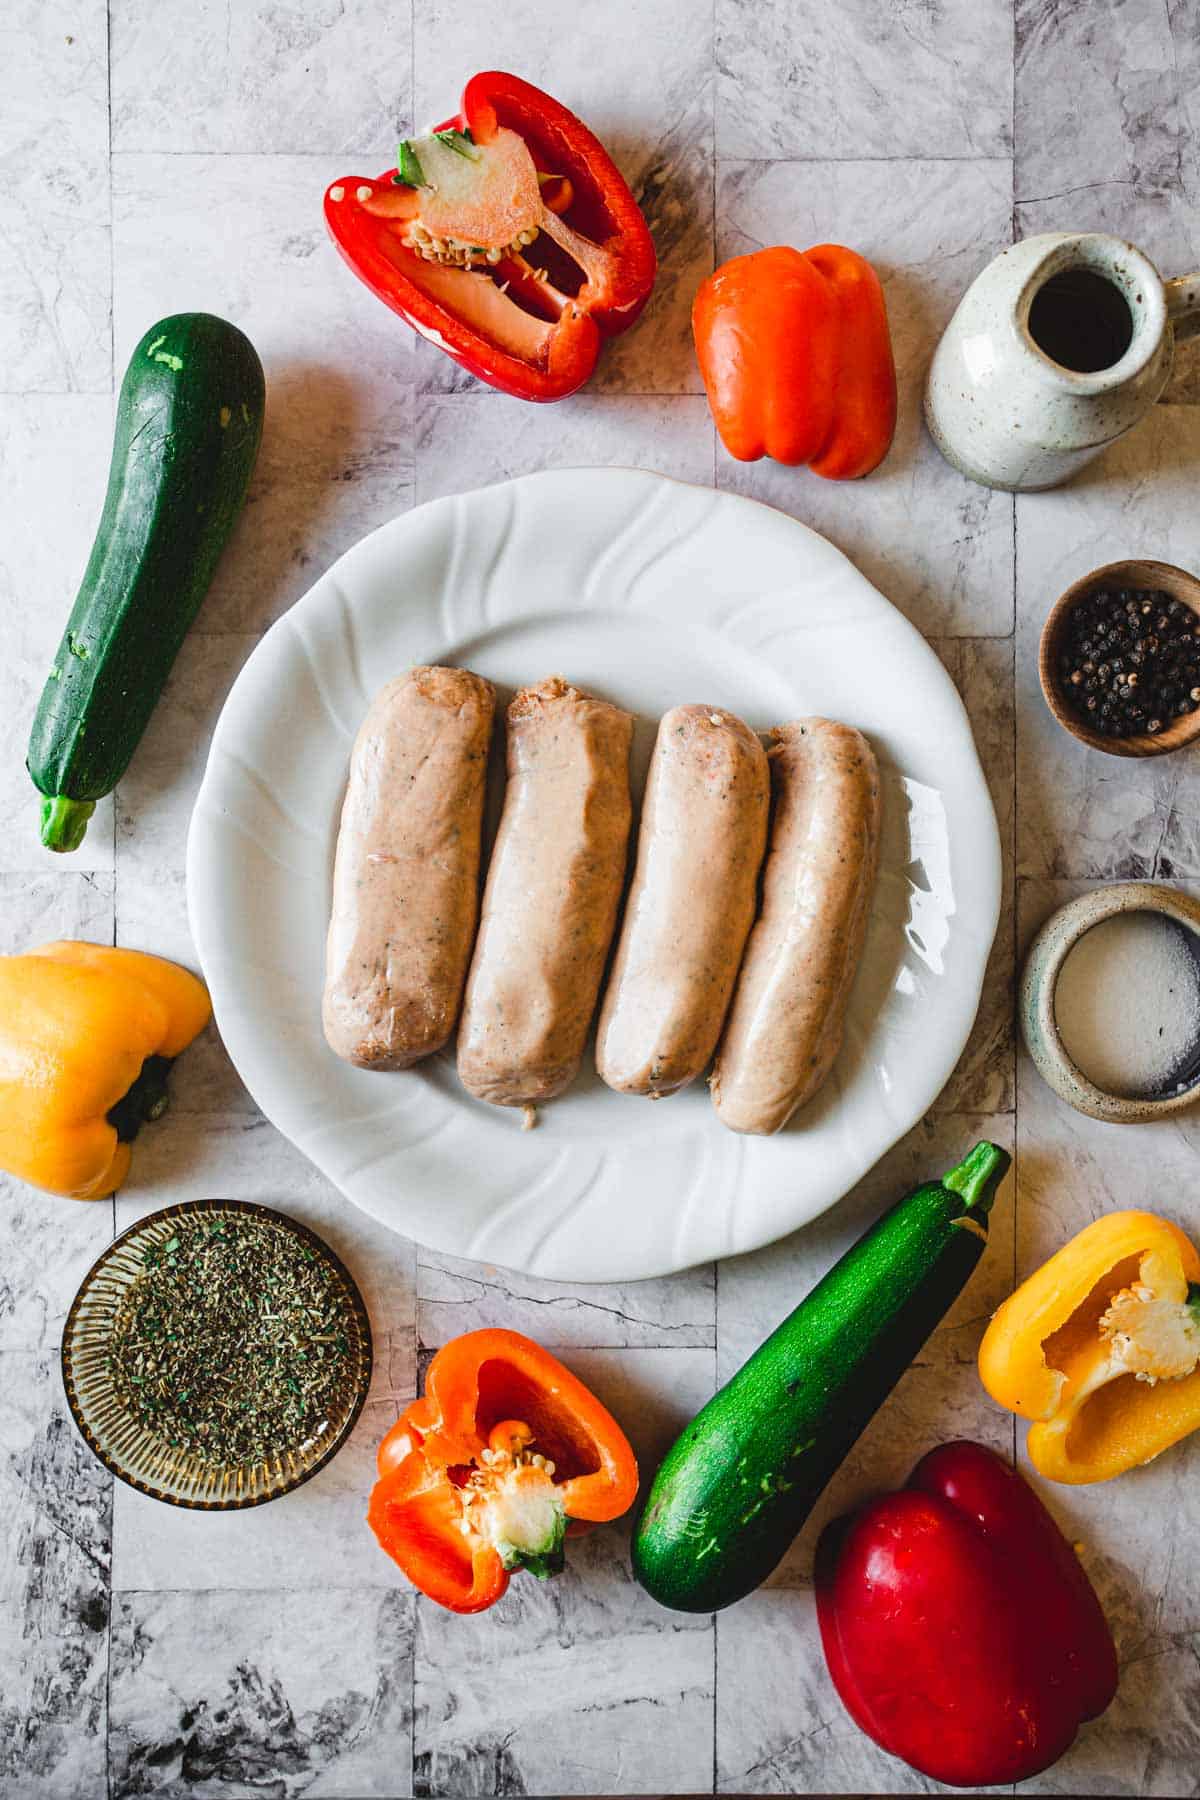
[{"left": 187, "top": 467, "right": 1000, "bottom": 1281}]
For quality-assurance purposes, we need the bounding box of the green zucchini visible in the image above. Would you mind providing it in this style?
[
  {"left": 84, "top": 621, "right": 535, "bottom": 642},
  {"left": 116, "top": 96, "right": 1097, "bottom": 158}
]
[
  {"left": 27, "top": 313, "right": 264, "bottom": 852},
  {"left": 632, "top": 1141, "right": 1011, "bottom": 1613}
]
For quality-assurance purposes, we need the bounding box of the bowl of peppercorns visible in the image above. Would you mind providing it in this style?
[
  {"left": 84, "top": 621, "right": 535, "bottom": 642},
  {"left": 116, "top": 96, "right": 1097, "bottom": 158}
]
[{"left": 1040, "top": 559, "right": 1200, "bottom": 757}]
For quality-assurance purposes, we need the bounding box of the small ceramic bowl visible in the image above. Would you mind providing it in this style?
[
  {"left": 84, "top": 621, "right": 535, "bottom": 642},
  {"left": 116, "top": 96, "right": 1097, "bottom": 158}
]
[
  {"left": 62, "top": 1198, "right": 373, "bottom": 1509},
  {"left": 1020, "top": 881, "right": 1200, "bottom": 1122},
  {"left": 1039, "top": 557, "right": 1200, "bottom": 757}
]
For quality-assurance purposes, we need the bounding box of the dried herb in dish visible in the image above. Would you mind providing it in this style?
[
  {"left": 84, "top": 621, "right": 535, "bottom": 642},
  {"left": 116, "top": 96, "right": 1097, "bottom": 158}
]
[{"left": 106, "top": 1212, "right": 355, "bottom": 1468}]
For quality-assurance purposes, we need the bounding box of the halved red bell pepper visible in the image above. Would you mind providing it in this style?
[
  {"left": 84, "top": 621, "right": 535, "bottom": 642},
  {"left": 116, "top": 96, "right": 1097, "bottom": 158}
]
[
  {"left": 815, "top": 1441, "right": 1118, "bottom": 1787},
  {"left": 693, "top": 243, "right": 896, "bottom": 477},
  {"left": 367, "top": 1328, "right": 639, "bottom": 1613},
  {"left": 324, "top": 72, "right": 656, "bottom": 402}
]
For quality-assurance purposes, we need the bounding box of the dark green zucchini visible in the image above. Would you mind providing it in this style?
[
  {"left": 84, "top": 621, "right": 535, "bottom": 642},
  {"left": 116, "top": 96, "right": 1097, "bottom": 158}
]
[
  {"left": 28, "top": 313, "right": 264, "bottom": 852},
  {"left": 632, "top": 1141, "right": 1011, "bottom": 1613}
]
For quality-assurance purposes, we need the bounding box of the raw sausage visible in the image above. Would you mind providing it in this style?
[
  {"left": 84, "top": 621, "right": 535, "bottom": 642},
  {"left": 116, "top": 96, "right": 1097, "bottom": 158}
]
[
  {"left": 458, "top": 676, "right": 634, "bottom": 1107},
  {"left": 596, "top": 705, "right": 769, "bottom": 1097},
  {"left": 323, "top": 665, "right": 495, "bottom": 1069},
  {"left": 711, "top": 717, "right": 881, "bottom": 1134}
]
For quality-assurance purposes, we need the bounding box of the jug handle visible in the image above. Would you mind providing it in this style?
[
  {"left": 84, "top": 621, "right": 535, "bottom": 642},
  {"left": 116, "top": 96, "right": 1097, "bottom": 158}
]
[{"left": 1165, "top": 272, "right": 1200, "bottom": 343}]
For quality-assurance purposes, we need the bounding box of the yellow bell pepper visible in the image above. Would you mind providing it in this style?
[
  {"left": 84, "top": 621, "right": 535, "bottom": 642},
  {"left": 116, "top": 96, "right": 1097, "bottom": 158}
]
[
  {"left": 0, "top": 941, "right": 211, "bottom": 1200},
  {"left": 979, "top": 1211, "right": 1200, "bottom": 1484}
]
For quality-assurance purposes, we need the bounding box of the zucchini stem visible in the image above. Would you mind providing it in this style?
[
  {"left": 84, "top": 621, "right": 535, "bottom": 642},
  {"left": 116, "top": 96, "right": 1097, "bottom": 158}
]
[
  {"left": 942, "top": 1141, "right": 1011, "bottom": 1214},
  {"left": 40, "top": 794, "right": 95, "bottom": 853}
]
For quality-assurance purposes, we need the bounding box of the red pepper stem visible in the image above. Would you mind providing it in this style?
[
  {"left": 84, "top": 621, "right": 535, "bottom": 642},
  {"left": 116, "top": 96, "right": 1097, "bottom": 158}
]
[{"left": 941, "top": 1142, "right": 1011, "bottom": 1215}]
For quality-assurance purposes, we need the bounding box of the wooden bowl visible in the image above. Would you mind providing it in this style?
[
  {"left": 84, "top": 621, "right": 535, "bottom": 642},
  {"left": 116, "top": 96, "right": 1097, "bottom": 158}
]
[{"left": 1038, "top": 557, "right": 1200, "bottom": 758}]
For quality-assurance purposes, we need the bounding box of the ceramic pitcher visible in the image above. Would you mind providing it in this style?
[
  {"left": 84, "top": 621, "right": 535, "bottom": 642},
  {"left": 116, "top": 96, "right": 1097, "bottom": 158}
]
[{"left": 924, "top": 232, "right": 1200, "bottom": 492}]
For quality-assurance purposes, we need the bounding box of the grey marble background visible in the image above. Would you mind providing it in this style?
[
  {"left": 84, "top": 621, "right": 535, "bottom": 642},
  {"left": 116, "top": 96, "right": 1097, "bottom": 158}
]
[{"left": 2, "top": 0, "right": 1199, "bottom": 1794}]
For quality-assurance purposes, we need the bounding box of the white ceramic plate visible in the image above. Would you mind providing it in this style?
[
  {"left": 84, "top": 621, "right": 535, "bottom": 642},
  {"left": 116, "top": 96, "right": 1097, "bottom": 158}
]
[{"left": 187, "top": 469, "right": 1000, "bottom": 1282}]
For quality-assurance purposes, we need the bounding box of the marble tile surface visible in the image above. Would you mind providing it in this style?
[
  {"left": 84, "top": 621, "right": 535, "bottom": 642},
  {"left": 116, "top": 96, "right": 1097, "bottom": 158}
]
[
  {"left": 110, "top": 0, "right": 414, "bottom": 156},
  {"left": 109, "top": 1588, "right": 415, "bottom": 1798},
  {"left": 6, "top": 0, "right": 1200, "bottom": 1793},
  {"left": 1015, "top": 0, "right": 1200, "bottom": 273},
  {"left": 717, "top": 0, "right": 1013, "bottom": 161},
  {"left": 417, "top": 1247, "right": 716, "bottom": 1349},
  {"left": 0, "top": 1352, "right": 111, "bottom": 1800},
  {"left": 415, "top": 392, "right": 714, "bottom": 503},
  {"left": 932, "top": 637, "right": 1017, "bottom": 1113},
  {"left": 0, "top": 3, "right": 110, "bottom": 395}
]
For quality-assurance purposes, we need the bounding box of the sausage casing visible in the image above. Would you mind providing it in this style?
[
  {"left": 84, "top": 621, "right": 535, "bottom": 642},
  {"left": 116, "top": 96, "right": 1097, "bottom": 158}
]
[
  {"left": 711, "top": 717, "right": 881, "bottom": 1134},
  {"left": 596, "top": 705, "right": 769, "bottom": 1096},
  {"left": 323, "top": 665, "right": 495, "bottom": 1069},
  {"left": 458, "top": 676, "right": 634, "bottom": 1107}
]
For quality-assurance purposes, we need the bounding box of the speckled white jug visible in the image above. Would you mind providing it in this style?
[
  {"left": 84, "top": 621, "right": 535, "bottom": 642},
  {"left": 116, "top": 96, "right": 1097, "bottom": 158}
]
[{"left": 925, "top": 232, "right": 1200, "bottom": 492}]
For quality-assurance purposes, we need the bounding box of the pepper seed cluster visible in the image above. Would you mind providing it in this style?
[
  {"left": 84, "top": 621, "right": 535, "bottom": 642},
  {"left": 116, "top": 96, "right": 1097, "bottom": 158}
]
[
  {"left": 1059, "top": 587, "right": 1200, "bottom": 739},
  {"left": 402, "top": 220, "right": 541, "bottom": 267}
]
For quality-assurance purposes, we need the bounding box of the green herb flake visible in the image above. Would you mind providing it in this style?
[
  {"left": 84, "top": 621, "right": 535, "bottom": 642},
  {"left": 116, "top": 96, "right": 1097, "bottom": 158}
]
[{"left": 107, "top": 1212, "right": 357, "bottom": 1470}]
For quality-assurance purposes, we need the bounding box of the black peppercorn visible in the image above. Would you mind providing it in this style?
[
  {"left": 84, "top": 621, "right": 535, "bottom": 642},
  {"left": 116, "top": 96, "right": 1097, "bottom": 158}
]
[{"left": 1060, "top": 585, "right": 1200, "bottom": 740}]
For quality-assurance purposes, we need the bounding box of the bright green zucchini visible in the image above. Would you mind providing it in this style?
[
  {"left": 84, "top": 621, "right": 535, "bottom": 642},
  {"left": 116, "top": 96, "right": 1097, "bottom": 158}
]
[
  {"left": 28, "top": 313, "right": 264, "bottom": 852},
  {"left": 632, "top": 1141, "right": 1011, "bottom": 1613}
]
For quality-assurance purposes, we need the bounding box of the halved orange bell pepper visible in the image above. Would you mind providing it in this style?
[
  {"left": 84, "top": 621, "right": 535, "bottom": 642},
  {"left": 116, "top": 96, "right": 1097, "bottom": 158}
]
[
  {"left": 0, "top": 942, "right": 211, "bottom": 1200},
  {"left": 693, "top": 243, "right": 896, "bottom": 478},
  {"left": 368, "top": 1328, "right": 639, "bottom": 1612},
  {"left": 979, "top": 1211, "right": 1200, "bottom": 1483}
]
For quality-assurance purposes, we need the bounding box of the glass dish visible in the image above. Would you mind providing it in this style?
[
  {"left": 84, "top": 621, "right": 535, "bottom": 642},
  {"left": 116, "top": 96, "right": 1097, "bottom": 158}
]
[{"left": 61, "top": 1197, "right": 373, "bottom": 1509}]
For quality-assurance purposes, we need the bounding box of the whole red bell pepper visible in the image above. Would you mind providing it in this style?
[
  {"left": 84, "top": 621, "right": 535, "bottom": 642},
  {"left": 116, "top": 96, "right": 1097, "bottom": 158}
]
[
  {"left": 368, "top": 1328, "right": 639, "bottom": 1613},
  {"left": 693, "top": 244, "right": 896, "bottom": 477},
  {"left": 815, "top": 1441, "right": 1118, "bottom": 1787},
  {"left": 325, "top": 72, "right": 656, "bottom": 402}
]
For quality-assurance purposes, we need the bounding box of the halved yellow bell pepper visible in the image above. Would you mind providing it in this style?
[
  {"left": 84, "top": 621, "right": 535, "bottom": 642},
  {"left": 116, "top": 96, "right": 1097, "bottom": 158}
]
[
  {"left": 0, "top": 941, "right": 211, "bottom": 1200},
  {"left": 979, "top": 1211, "right": 1200, "bottom": 1483}
]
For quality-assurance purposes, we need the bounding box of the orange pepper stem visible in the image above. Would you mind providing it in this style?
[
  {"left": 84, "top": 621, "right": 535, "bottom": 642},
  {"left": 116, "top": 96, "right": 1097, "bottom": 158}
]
[{"left": 106, "top": 1054, "right": 172, "bottom": 1142}]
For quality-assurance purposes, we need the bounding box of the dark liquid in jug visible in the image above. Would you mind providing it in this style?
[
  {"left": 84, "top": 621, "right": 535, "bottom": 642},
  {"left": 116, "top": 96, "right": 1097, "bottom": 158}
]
[{"left": 1028, "top": 270, "right": 1135, "bottom": 373}]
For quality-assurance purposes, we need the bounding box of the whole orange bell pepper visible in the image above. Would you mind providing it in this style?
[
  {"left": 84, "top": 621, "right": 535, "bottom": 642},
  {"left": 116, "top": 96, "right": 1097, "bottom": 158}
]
[
  {"left": 368, "top": 1328, "right": 639, "bottom": 1612},
  {"left": 979, "top": 1210, "right": 1200, "bottom": 1483},
  {"left": 0, "top": 942, "right": 211, "bottom": 1200},
  {"left": 693, "top": 243, "right": 896, "bottom": 478}
]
